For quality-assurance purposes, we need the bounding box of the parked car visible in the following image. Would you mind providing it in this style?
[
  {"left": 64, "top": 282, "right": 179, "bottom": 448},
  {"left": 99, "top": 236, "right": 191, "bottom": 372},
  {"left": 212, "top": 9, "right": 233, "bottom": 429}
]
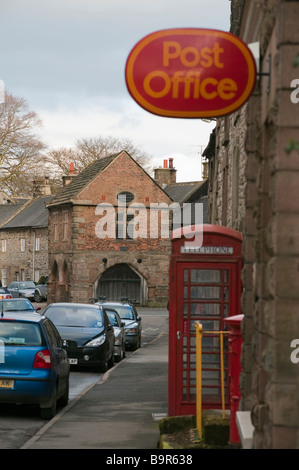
[
  {"left": 104, "top": 307, "right": 126, "bottom": 362},
  {"left": 7, "top": 281, "right": 36, "bottom": 301},
  {"left": 95, "top": 300, "right": 142, "bottom": 351},
  {"left": 0, "top": 287, "right": 12, "bottom": 300},
  {"left": 34, "top": 276, "right": 48, "bottom": 303},
  {"left": 0, "top": 311, "right": 70, "bottom": 419},
  {"left": 43, "top": 303, "right": 115, "bottom": 372},
  {"left": 0, "top": 298, "right": 41, "bottom": 314}
]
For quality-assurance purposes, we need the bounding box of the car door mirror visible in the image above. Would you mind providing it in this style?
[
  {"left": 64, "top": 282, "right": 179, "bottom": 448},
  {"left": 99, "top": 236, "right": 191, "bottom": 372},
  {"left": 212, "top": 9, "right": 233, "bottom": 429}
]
[
  {"left": 121, "top": 322, "right": 125, "bottom": 327},
  {"left": 137, "top": 316, "right": 141, "bottom": 321}
]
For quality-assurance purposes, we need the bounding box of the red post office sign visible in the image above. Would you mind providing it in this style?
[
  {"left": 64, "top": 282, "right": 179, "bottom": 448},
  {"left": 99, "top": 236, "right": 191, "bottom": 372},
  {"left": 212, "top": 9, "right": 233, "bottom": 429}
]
[{"left": 125, "top": 28, "right": 256, "bottom": 118}]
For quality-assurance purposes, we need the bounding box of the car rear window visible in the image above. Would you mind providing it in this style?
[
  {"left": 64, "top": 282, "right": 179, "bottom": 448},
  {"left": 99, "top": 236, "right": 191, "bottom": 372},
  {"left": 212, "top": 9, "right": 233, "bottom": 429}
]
[
  {"left": 111, "top": 305, "right": 134, "bottom": 320},
  {"left": 45, "top": 306, "right": 104, "bottom": 328},
  {"left": 1, "top": 300, "right": 35, "bottom": 312},
  {"left": 0, "top": 321, "right": 43, "bottom": 346}
]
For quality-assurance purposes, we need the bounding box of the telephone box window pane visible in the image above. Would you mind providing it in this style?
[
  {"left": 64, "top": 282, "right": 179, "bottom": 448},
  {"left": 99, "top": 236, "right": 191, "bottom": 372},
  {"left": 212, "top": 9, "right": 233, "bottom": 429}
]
[
  {"left": 190, "top": 353, "right": 196, "bottom": 365},
  {"left": 224, "top": 287, "right": 229, "bottom": 301},
  {"left": 184, "top": 269, "right": 189, "bottom": 283},
  {"left": 191, "top": 269, "right": 221, "bottom": 284},
  {"left": 191, "top": 286, "right": 221, "bottom": 299},
  {"left": 191, "top": 319, "right": 221, "bottom": 333},
  {"left": 184, "top": 286, "right": 188, "bottom": 299},
  {"left": 183, "top": 303, "right": 188, "bottom": 316},
  {"left": 190, "top": 303, "right": 221, "bottom": 316}
]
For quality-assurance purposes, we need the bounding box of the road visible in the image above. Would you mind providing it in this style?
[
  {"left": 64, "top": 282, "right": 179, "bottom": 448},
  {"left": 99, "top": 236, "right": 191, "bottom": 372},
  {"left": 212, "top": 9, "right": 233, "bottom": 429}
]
[{"left": 0, "top": 306, "right": 168, "bottom": 449}]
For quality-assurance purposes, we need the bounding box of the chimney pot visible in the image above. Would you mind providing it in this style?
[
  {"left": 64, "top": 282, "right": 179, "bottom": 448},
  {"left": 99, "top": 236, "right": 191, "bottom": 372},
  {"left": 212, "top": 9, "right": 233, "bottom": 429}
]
[
  {"left": 70, "top": 162, "right": 75, "bottom": 175},
  {"left": 169, "top": 158, "right": 174, "bottom": 169},
  {"left": 163, "top": 159, "right": 168, "bottom": 169}
]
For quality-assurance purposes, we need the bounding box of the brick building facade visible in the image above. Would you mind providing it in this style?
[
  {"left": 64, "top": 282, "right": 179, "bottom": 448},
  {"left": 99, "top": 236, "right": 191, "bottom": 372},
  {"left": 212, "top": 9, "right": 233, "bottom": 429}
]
[
  {"left": 206, "top": 0, "right": 299, "bottom": 449},
  {"left": 47, "top": 151, "right": 206, "bottom": 306}
]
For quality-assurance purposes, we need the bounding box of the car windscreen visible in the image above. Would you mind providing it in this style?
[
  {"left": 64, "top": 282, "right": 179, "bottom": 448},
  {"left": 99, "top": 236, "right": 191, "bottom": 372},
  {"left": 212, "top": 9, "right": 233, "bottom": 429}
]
[
  {"left": 0, "top": 300, "right": 35, "bottom": 312},
  {"left": 45, "top": 306, "right": 104, "bottom": 328},
  {"left": 110, "top": 305, "right": 135, "bottom": 320},
  {"left": 19, "top": 282, "right": 35, "bottom": 289},
  {"left": 0, "top": 321, "right": 43, "bottom": 346}
]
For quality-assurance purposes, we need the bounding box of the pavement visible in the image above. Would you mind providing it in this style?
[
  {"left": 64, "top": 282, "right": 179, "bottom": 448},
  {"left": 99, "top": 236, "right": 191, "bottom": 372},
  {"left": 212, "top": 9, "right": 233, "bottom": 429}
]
[{"left": 21, "top": 329, "right": 169, "bottom": 450}]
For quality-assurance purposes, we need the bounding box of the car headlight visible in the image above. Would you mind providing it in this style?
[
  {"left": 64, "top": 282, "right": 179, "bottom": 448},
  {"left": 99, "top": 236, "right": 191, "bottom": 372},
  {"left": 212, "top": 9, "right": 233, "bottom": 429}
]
[
  {"left": 125, "top": 325, "right": 138, "bottom": 333},
  {"left": 85, "top": 335, "right": 106, "bottom": 347}
]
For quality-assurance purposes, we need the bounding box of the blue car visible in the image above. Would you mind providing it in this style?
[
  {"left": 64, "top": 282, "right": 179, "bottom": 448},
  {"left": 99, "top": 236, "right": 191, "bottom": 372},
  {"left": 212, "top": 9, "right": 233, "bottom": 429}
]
[{"left": 0, "top": 312, "right": 70, "bottom": 419}]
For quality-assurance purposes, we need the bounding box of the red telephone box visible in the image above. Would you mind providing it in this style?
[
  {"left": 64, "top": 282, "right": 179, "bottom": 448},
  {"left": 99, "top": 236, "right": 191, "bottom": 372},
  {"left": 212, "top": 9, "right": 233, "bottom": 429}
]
[{"left": 168, "top": 224, "right": 243, "bottom": 416}]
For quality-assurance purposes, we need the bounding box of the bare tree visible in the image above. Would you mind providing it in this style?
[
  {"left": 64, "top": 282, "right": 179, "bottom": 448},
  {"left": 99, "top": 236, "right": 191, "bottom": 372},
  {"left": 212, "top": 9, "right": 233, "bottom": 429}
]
[
  {"left": 0, "top": 92, "right": 46, "bottom": 196},
  {"left": 45, "top": 135, "right": 153, "bottom": 182}
]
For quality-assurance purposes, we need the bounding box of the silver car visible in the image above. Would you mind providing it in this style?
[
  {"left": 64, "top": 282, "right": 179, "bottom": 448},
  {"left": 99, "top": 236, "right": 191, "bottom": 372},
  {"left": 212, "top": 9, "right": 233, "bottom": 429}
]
[
  {"left": 7, "top": 281, "right": 36, "bottom": 300},
  {"left": 104, "top": 307, "right": 126, "bottom": 362}
]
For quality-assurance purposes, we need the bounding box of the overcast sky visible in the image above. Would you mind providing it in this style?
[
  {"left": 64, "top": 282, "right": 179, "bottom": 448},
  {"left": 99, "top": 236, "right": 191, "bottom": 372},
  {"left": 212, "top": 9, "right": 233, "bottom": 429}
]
[{"left": 1, "top": 0, "right": 231, "bottom": 182}]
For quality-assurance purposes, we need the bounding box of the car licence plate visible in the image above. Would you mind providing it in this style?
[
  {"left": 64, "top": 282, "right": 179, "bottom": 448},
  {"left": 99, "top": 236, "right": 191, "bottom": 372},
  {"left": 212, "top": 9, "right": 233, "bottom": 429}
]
[
  {"left": 68, "top": 358, "right": 78, "bottom": 365},
  {"left": 0, "top": 379, "right": 14, "bottom": 389}
]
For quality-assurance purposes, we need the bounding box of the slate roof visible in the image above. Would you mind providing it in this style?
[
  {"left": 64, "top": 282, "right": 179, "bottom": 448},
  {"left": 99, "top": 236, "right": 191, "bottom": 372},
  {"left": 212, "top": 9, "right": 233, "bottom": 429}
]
[
  {"left": 46, "top": 150, "right": 207, "bottom": 209},
  {"left": 1, "top": 195, "right": 53, "bottom": 230},
  {"left": 47, "top": 154, "right": 118, "bottom": 207},
  {"left": 164, "top": 180, "right": 207, "bottom": 204},
  {"left": 0, "top": 199, "right": 31, "bottom": 228}
]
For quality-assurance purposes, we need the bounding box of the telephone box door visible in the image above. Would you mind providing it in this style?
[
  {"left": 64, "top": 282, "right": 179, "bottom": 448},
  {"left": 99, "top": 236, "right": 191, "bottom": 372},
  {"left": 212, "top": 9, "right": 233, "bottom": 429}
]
[{"left": 168, "top": 225, "right": 242, "bottom": 416}]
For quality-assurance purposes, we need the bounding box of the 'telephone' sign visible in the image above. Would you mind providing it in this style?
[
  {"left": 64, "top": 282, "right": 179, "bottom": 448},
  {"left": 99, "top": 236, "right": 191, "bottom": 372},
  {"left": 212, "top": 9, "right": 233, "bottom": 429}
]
[{"left": 125, "top": 28, "right": 256, "bottom": 118}]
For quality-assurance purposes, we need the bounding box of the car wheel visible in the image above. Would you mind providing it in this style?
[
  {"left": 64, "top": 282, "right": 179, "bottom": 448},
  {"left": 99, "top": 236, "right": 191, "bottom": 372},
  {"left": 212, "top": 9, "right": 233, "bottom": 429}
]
[
  {"left": 57, "top": 380, "right": 69, "bottom": 408},
  {"left": 34, "top": 291, "right": 42, "bottom": 303},
  {"left": 108, "top": 351, "right": 114, "bottom": 368},
  {"left": 116, "top": 344, "right": 125, "bottom": 362},
  {"left": 132, "top": 335, "right": 141, "bottom": 351},
  {"left": 99, "top": 361, "right": 108, "bottom": 373},
  {"left": 41, "top": 386, "right": 57, "bottom": 420}
]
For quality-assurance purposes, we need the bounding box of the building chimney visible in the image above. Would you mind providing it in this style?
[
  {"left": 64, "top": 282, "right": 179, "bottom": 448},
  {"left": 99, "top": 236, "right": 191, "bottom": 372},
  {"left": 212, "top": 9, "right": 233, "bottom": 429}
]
[
  {"left": 62, "top": 162, "right": 77, "bottom": 186},
  {"left": 70, "top": 162, "right": 75, "bottom": 175},
  {"left": 32, "top": 176, "right": 52, "bottom": 197},
  {"left": 154, "top": 158, "right": 177, "bottom": 187},
  {"left": 202, "top": 159, "right": 209, "bottom": 179}
]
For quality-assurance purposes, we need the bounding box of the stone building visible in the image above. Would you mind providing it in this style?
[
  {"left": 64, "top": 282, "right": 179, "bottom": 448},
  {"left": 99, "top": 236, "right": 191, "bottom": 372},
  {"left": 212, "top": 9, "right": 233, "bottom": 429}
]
[
  {"left": 206, "top": 0, "right": 299, "bottom": 449},
  {"left": 47, "top": 151, "right": 207, "bottom": 306},
  {"left": 0, "top": 154, "right": 207, "bottom": 301},
  {"left": 0, "top": 193, "right": 52, "bottom": 285}
]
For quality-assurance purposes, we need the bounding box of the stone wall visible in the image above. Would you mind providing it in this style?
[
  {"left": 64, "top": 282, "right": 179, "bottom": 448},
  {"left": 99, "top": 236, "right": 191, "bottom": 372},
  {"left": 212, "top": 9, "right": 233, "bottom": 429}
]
[
  {"left": 0, "top": 227, "right": 49, "bottom": 285},
  {"left": 209, "top": 0, "right": 299, "bottom": 448}
]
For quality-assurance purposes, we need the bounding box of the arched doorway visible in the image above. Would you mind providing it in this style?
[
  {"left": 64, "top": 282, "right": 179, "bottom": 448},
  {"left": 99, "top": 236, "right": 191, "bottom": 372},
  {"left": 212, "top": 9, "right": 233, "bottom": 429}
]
[{"left": 96, "top": 264, "right": 144, "bottom": 304}]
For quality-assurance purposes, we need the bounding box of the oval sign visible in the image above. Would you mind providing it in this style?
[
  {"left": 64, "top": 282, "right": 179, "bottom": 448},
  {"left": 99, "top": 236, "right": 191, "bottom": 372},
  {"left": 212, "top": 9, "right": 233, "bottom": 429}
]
[{"left": 125, "top": 28, "right": 257, "bottom": 118}]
